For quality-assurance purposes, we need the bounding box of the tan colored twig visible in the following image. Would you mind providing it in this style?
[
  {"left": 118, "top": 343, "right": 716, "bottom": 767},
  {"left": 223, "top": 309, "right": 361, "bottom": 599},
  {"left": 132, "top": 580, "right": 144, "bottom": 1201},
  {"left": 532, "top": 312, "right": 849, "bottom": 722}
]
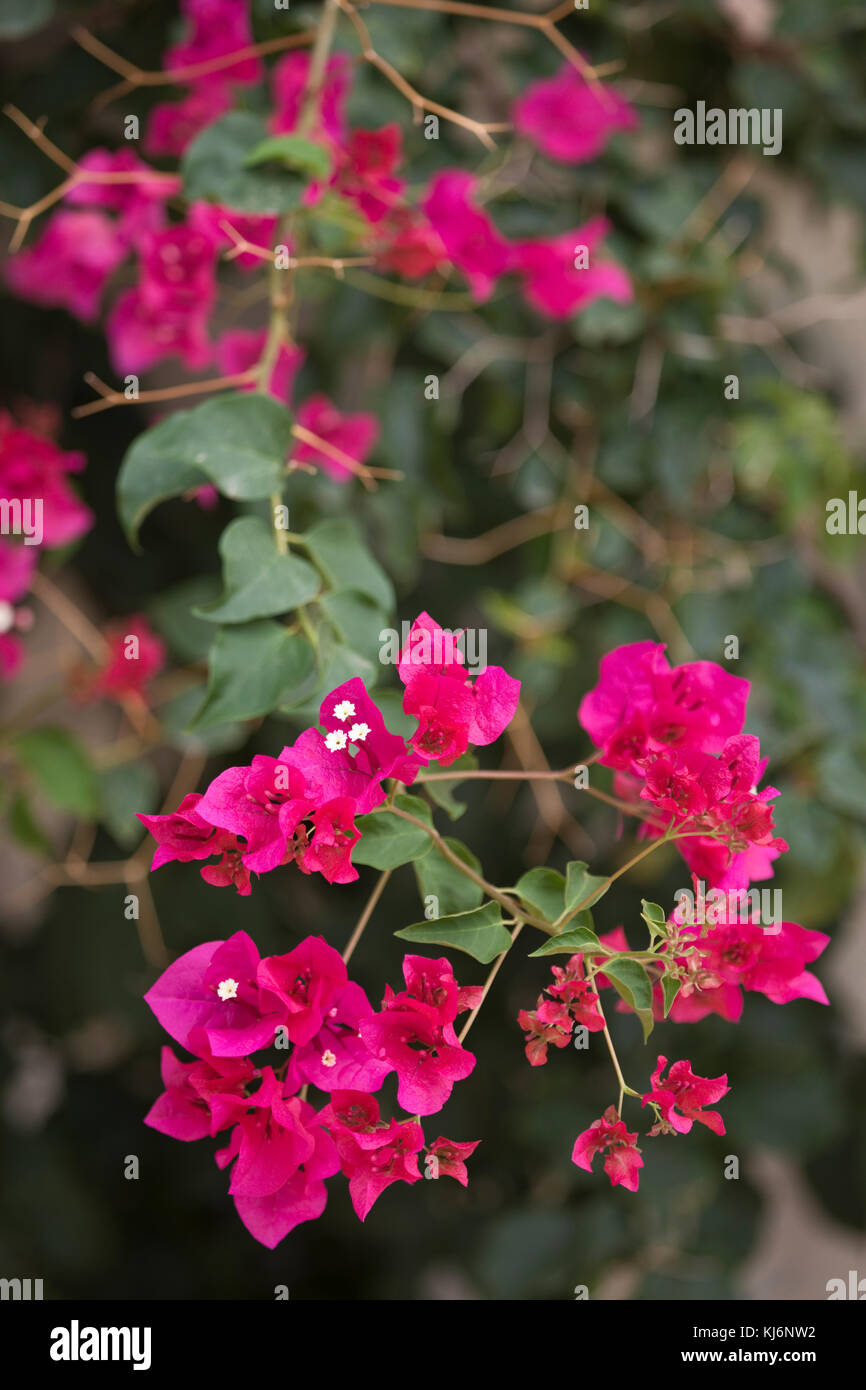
[
  {"left": 72, "top": 369, "right": 260, "bottom": 419},
  {"left": 289, "top": 422, "right": 403, "bottom": 487},
  {"left": 457, "top": 922, "right": 523, "bottom": 1044},
  {"left": 507, "top": 702, "right": 595, "bottom": 862},
  {"left": 343, "top": 869, "right": 392, "bottom": 965},
  {"left": 421, "top": 504, "right": 570, "bottom": 565},
  {"left": 72, "top": 24, "right": 315, "bottom": 111},
  {"left": 337, "top": 0, "right": 511, "bottom": 149},
  {"left": 366, "top": 0, "right": 609, "bottom": 94},
  {"left": 1, "top": 104, "right": 177, "bottom": 250}
]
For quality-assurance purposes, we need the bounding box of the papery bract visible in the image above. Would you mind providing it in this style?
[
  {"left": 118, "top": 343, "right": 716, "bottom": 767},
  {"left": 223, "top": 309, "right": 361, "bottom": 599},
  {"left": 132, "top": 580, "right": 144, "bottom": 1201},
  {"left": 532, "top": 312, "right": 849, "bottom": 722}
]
[
  {"left": 143, "top": 931, "right": 283, "bottom": 1056},
  {"left": 642, "top": 1055, "right": 728, "bottom": 1136},
  {"left": 293, "top": 395, "right": 379, "bottom": 482},
  {"left": 513, "top": 62, "right": 638, "bottom": 164},
  {"left": 0, "top": 413, "right": 92, "bottom": 549},
  {"left": 422, "top": 171, "right": 511, "bottom": 302},
  {"left": 572, "top": 1105, "right": 643, "bottom": 1192},
  {"left": 5, "top": 211, "right": 126, "bottom": 323}
]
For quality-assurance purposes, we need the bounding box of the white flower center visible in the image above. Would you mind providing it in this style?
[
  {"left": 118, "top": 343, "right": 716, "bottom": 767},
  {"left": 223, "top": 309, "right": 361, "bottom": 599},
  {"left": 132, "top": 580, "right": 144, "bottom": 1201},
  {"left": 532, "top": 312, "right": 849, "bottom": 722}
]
[
  {"left": 348, "top": 721, "right": 371, "bottom": 743},
  {"left": 325, "top": 729, "right": 348, "bottom": 753},
  {"left": 321, "top": 1049, "right": 337, "bottom": 1068},
  {"left": 217, "top": 978, "right": 239, "bottom": 1001},
  {"left": 333, "top": 700, "right": 356, "bottom": 722}
]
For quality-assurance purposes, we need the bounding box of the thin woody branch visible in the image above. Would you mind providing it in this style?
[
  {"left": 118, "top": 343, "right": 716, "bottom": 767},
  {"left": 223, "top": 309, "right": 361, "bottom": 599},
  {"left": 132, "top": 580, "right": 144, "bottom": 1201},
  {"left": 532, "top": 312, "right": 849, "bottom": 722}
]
[
  {"left": 337, "top": 0, "right": 511, "bottom": 149},
  {"left": 1, "top": 104, "right": 178, "bottom": 250},
  {"left": 366, "top": 0, "right": 606, "bottom": 91},
  {"left": 72, "top": 24, "right": 316, "bottom": 111}
]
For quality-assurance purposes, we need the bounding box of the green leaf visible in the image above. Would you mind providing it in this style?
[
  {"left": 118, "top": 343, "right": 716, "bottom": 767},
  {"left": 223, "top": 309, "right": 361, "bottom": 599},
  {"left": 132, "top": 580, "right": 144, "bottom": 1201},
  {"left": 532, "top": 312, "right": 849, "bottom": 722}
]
[
  {"left": 304, "top": 518, "right": 394, "bottom": 612},
  {"left": 8, "top": 793, "right": 52, "bottom": 856},
  {"left": 420, "top": 752, "right": 478, "bottom": 822},
  {"left": 14, "top": 727, "right": 99, "bottom": 818},
  {"left": 565, "top": 861, "right": 611, "bottom": 912},
  {"left": 148, "top": 576, "right": 223, "bottom": 661},
  {"left": 816, "top": 742, "right": 866, "bottom": 821},
  {"left": 277, "top": 636, "right": 376, "bottom": 718},
  {"left": 395, "top": 901, "right": 512, "bottom": 964},
  {"left": 603, "top": 958, "right": 654, "bottom": 1042},
  {"left": 182, "top": 111, "right": 306, "bottom": 212},
  {"left": 160, "top": 685, "right": 247, "bottom": 754},
  {"left": 192, "top": 621, "right": 315, "bottom": 728},
  {"left": 245, "top": 134, "right": 333, "bottom": 182},
  {"left": 0, "top": 0, "right": 53, "bottom": 38},
  {"left": 98, "top": 762, "right": 159, "bottom": 849},
  {"left": 196, "top": 517, "right": 320, "bottom": 624},
  {"left": 528, "top": 927, "right": 605, "bottom": 958},
  {"left": 512, "top": 867, "right": 567, "bottom": 924},
  {"left": 661, "top": 974, "right": 682, "bottom": 1019},
  {"left": 352, "top": 793, "right": 433, "bottom": 870},
  {"left": 320, "top": 590, "right": 390, "bottom": 666},
  {"left": 414, "top": 837, "right": 484, "bottom": 916},
  {"left": 641, "top": 899, "right": 668, "bottom": 929},
  {"left": 117, "top": 394, "right": 295, "bottom": 544}
]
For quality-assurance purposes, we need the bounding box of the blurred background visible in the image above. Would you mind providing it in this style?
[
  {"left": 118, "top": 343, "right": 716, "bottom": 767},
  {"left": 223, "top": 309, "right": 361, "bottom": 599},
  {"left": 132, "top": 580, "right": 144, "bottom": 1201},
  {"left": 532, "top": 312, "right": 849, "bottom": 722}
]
[{"left": 1, "top": 0, "right": 865, "bottom": 1300}]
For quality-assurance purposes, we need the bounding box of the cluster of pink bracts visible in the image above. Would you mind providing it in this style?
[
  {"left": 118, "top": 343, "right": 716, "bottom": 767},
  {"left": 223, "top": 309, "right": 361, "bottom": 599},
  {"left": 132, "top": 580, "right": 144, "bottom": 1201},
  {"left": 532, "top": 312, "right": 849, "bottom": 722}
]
[
  {"left": 139, "top": 612, "right": 520, "bottom": 892},
  {"left": 516, "top": 641, "right": 829, "bottom": 1192},
  {"left": 141, "top": 633, "right": 830, "bottom": 1219},
  {"left": 144, "top": 932, "right": 480, "bottom": 1245}
]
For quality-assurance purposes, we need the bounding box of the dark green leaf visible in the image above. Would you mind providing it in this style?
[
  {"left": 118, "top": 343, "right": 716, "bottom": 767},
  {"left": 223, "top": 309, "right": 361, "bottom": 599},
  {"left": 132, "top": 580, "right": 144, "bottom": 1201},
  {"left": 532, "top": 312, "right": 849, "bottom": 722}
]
[
  {"left": 352, "top": 793, "right": 433, "bottom": 870},
  {"left": 14, "top": 727, "right": 99, "bottom": 818},
  {"left": 192, "top": 621, "right": 315, "bottom": 727},
  {"left": 641, "top": 899, "right": 668, "bottom": 930},
  {"left": 395, "top": 901, "right": 512, "bottom": 964},
  {"left": 603, "top": 958, "right": 654, "bottom": 1041},
  {"left": 565, "top": 860, "right": 611, "bottom": 912},
  {"left": 528, "top": 926, "right": 604, "bottom": 957},
  {"left": 196, "top": 517, "right": 320, "bottom": 624},
  {"left": 182, "top": 111, "right": 306, "bottom": 212},
  {"left": 118, "top": 394, "right": 295, "bottom": 544},
  {"left": 320, "top": 590, "right": 390, "bottom": 666},
  {"left": 8, "top": 793, "right": 52, "bottom": 855},
  {"left": 420, "top": 752, "right": 478, "bottom": 821},
  {"left": 245, "top": 134, "right": 333, "bottom": 181},
  {"left": 98, "top": 762, "right": 159, "bottom": 849},
  {"left": 0, "top": 0, "right": 53, "bottom": 38},
  {"left": 304, "top": 518, "right": 394, "bottom": 612},
  {"left": 148, "top": 576, "right": 223, "bottom": 661},
  {"left": 512, "top": 867, "right": 567, "bottom": 923},
  {"left": 414, "top": 837, "right": 484, "bottom": 916},
  {"left": 661, "top": 974, "right": 681, "bottom": 1018}
]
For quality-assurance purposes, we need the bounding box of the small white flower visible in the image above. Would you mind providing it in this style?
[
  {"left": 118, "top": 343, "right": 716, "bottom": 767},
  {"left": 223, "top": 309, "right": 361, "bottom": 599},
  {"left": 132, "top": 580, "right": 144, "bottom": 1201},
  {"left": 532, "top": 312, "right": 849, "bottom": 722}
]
[
  {"left": 217, "top": 978, "right": 239, "bottom": 1001},
  {"left": 321, "top": 1049, "right": 337, "bottom": 1069},
  {"left": 348, "top": 721, "right": 371, "bottom": 743},
  {"left": 333, "top": 700, "right": 356, "bottom": 722},
  {"left": 325, "top": 729, "right": 348, "bottom": 752}
]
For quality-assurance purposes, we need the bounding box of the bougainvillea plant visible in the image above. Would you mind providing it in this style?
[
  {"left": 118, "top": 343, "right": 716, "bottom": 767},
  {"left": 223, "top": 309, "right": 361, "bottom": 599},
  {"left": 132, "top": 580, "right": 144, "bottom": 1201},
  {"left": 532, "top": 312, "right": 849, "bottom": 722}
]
[
  {"left": 135, "top": 621, "right": 827, "bottom": 1242},
  {"left": 0, "top": 0, "right": 837, "bottom": 1259}
]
